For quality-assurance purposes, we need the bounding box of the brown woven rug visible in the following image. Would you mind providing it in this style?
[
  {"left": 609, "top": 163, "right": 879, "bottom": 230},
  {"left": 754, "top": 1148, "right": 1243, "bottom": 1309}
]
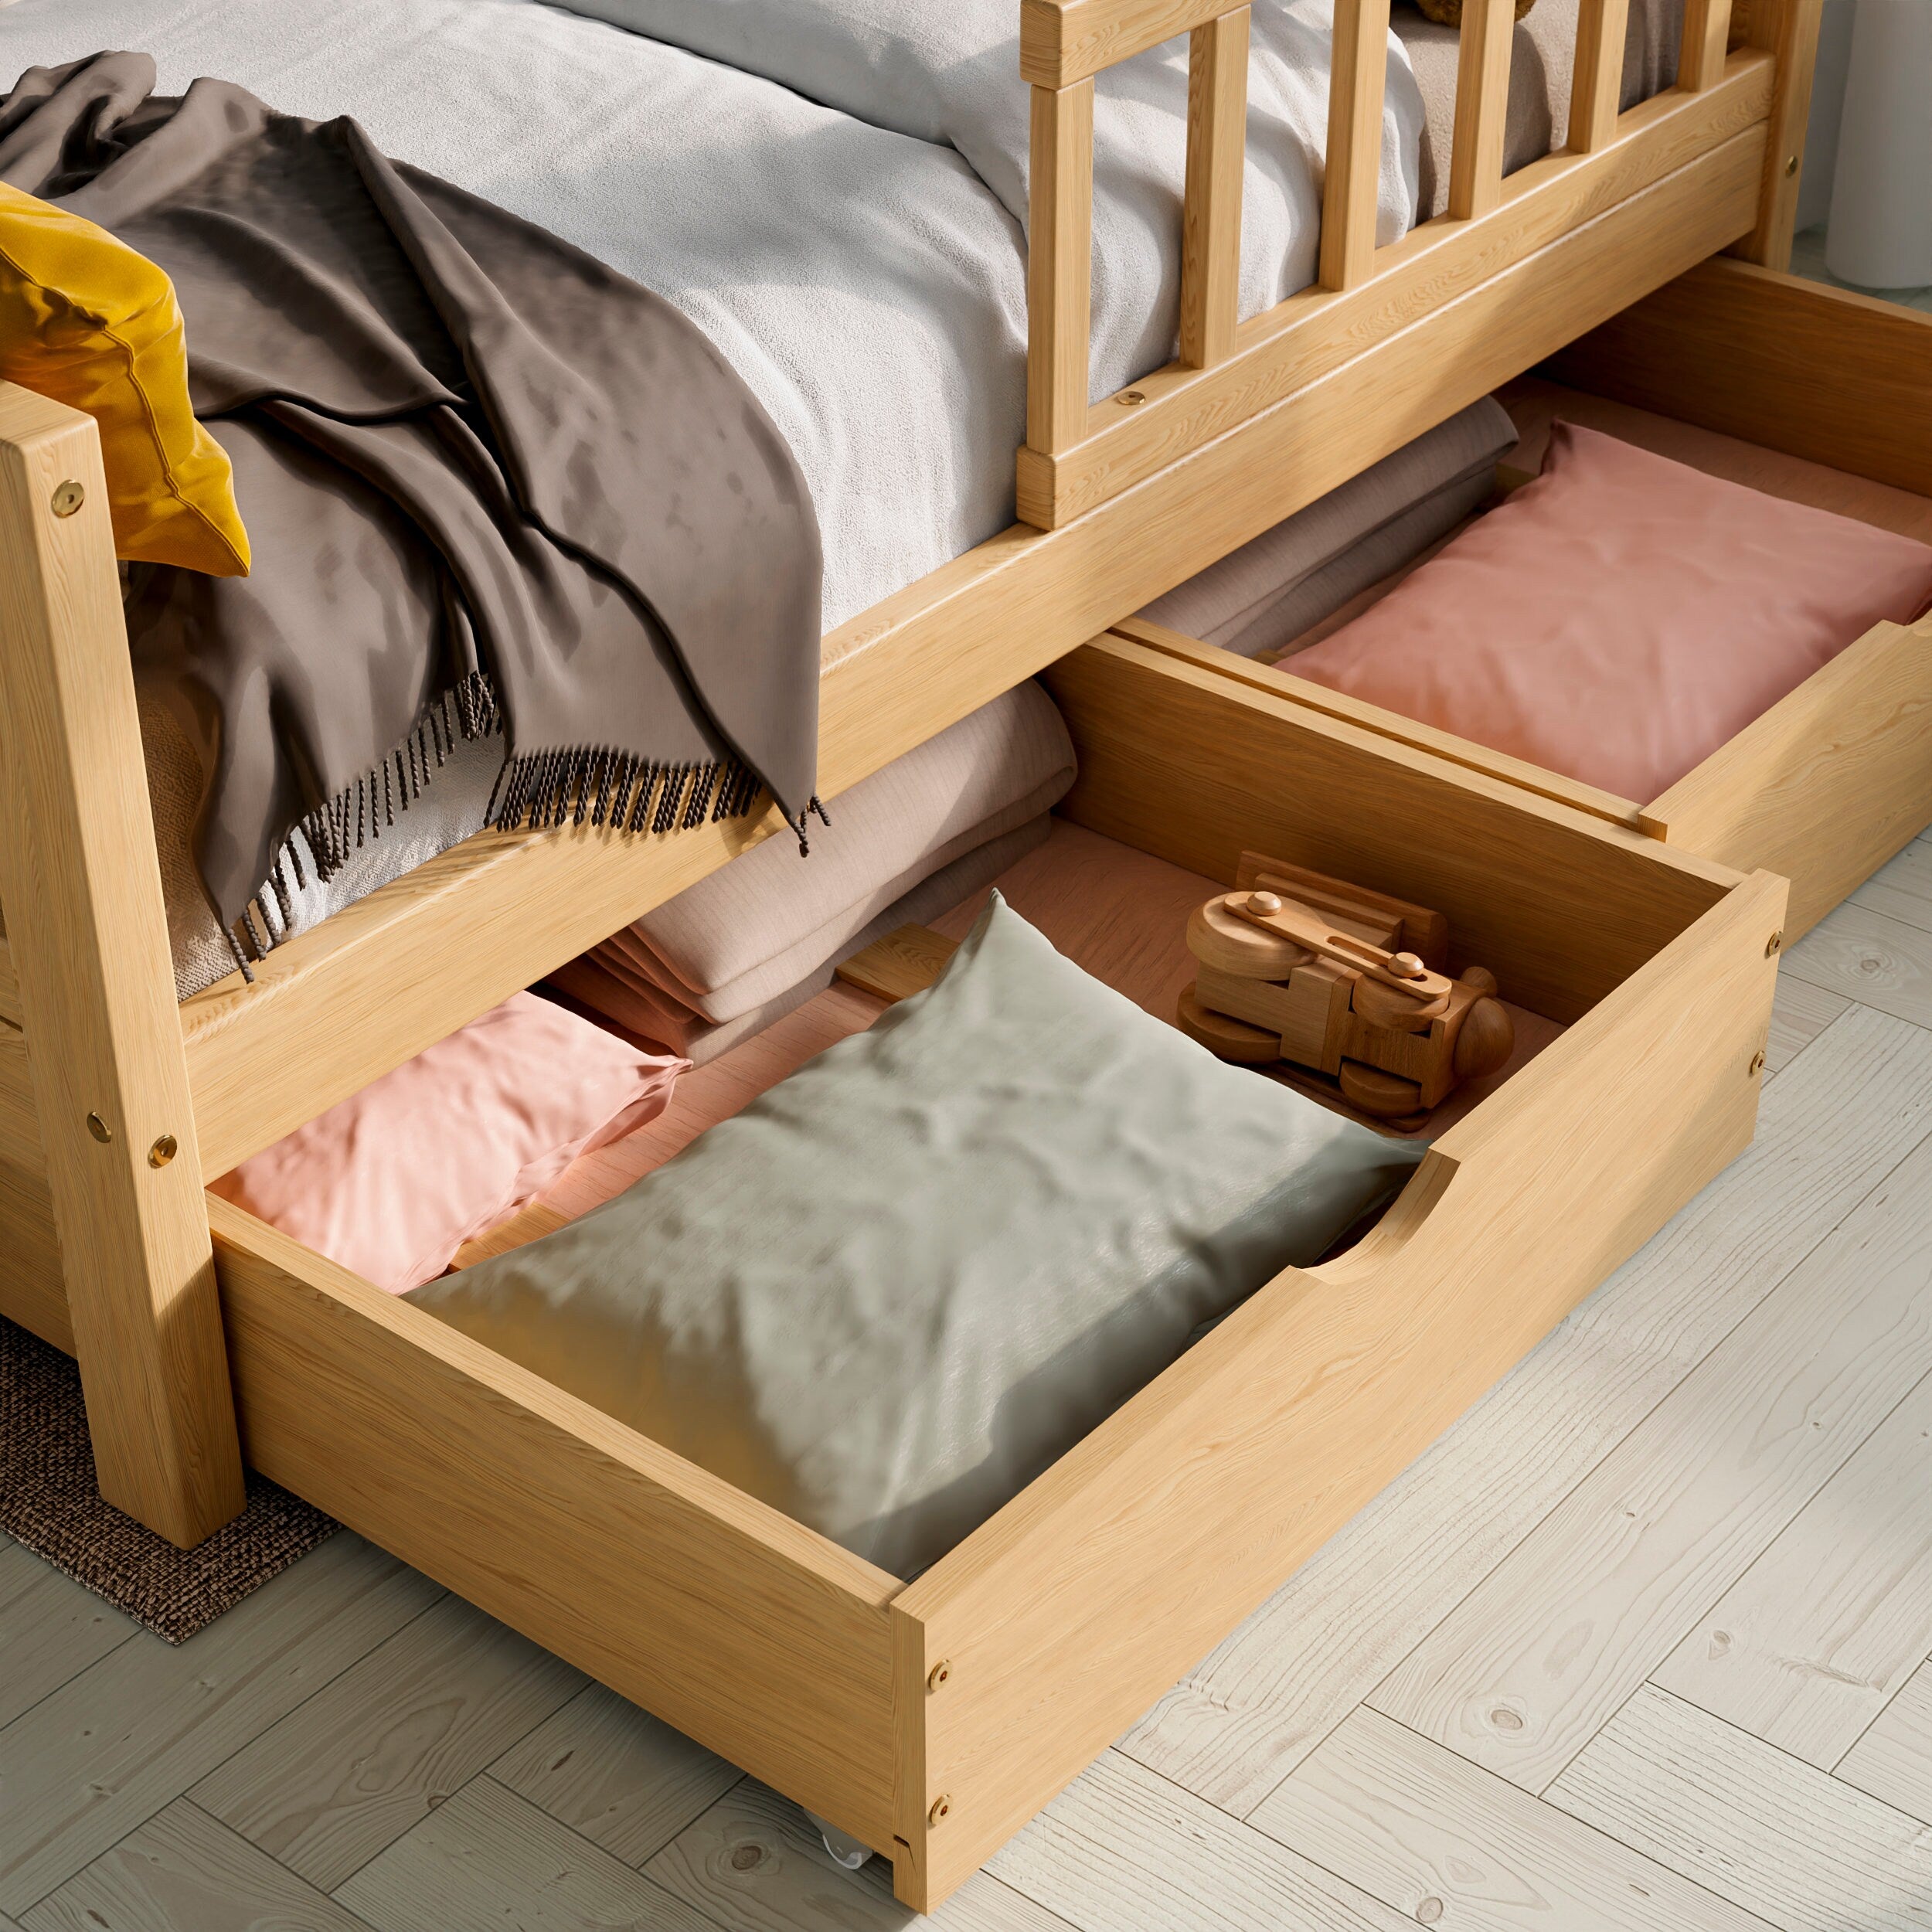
[{"left": 0, "top": 1316, "right": 338, "bottom": 1643}]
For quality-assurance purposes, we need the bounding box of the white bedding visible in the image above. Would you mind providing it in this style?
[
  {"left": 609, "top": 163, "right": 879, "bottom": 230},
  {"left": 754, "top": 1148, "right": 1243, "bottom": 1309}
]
[{"left": 2, "top": 0, "right": 1423, "bottom": 630}]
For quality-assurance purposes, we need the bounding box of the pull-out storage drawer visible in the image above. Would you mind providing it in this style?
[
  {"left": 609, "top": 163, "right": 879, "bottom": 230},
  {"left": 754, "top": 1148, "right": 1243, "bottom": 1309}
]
[{"left": 195, "top": 632, "right": 1783, "bottom": 1912}]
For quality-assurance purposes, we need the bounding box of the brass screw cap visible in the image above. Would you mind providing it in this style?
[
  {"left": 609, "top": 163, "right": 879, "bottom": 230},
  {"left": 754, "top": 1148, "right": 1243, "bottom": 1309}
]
[
  {"left": 86, "top": 1112, "right": 112, "bottom": 1144},
  {"left": 928, "top": 1794, "right": 952, "bottom": 1825},
  {"left": 149, "top": 1134, "right": 179, "bottom": 1168},
  {"left": 52, "top": 479, "right": 87, "bottom": 517}
]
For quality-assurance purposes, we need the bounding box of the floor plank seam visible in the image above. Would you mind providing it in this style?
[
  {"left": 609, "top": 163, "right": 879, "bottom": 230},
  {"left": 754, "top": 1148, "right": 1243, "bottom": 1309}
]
[{"left": 1828, "top": 1648, "right": 1932, "bottom": 1791}]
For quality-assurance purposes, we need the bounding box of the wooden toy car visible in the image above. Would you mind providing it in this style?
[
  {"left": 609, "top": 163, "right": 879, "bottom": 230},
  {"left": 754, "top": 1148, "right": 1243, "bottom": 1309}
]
[{"left": 1176, "top": 853, "right": 1514, "bottom": 1126}]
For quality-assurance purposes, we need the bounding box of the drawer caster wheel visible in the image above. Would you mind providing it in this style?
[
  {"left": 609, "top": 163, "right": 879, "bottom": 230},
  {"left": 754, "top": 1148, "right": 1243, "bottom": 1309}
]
[{"left": 805, "top": 1809, "right": 873, "bottom": 1871}]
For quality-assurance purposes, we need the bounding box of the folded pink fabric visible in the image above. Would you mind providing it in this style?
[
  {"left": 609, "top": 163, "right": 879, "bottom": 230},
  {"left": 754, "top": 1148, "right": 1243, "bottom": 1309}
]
[
  {"left": 1288, "top": 420, "right": 1932, "bottom": 803},
  {"left": 210, "top": 992, "right": 688, "bottom": 1291}
]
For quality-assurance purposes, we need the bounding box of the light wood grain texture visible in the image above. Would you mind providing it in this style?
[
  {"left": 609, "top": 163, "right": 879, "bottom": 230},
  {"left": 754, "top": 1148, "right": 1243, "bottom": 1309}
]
[
  {"left": 1726, "top": 0, "right": 1821, "bottom": 267},
  {"left": 1448, "top": 0, "right": 1517, "bottom": 218},
  {"left": 334, "top": 1777, "right": 711, "bottom": 1932},
  {"left": 0, "top": 388, "right": 242, "bottom": 1546},
  {"left": 1026, "top": 80, "right": 1095, "bottom": 457},
  {"left": 991, "top": 1750, "right": 1409, "bottom": 1930},
  {"left": 1679, "top": 0, "right": 1736, "bottom": 89},
  {"left": 207, "top": 1196, "right": 903, "bottom": 1855},
  {"left": 1653, "top": 1367, "right": 1932, "bottom": 1770},
  {"left": 1782, "top": 901, "right": 1932, "bottom": 1032},
  {"left": 1019, "top": 0, "right": 1233, "bottom": 85},
  {"left": 1019, "top": 54, "right": 1771, "bottom": 525},
  {"left": 834, "top": 924, "right": 960, "bottom": 1004},
  {"left": 1550, "top": 1684, "right": 1932, "bottom": 1930},
  {"left": 1764, "top": 971, "right": 1849, "bottom": 1072},
  {"left": 1546, "top": 257, "right": 1932, "bottom": 500},
  {"left": 893, "top": 859, "right": 1780, "bottom": 1905},
  {"left": 1250, "top": 1706, "right": 1772, "bottom": 1930},
  {"left": 1643, "top": 612, "right": 1932, "bottom": 940},
  {"left": 1838, "top": 1659, "right": 1932, "bottom": 1821},
  {"left": 0, "top": 1019, "right": 70, "bottom": 1353},
  {"left": 192, "top": 1590, "right": 584, "bottom": 1889},
  {"left": 1046, "top": 631, "right": 1736, "bottom": 1025},
  {"left": 1318, "top": 0, "right": 1393, "bottom": 290},
  {"left": 1371, "top": 1125, "right": 1932, "bottom": 1794},
  {"left": 646, "top": 1777, "right": 1066, "bottom": 1932},
  {"left": 19, "top": 1801, "right": 372, "bottom": 1932},
  {"left": 1855, "top": 834, "right": 1932, "bottom": 936},
  {"left": 1568, "top": 0, "right": 1633, "bottom": 151},
  {"left": 489, "top": 1682, "right": 743, "bottom": 1868},
  {"left": 0, "top": 1542, "right": 134, "bottom": 1731},
  {"left": 1120, "top": 1002, "right": 1932, "bottom": 1812},
  {"left": 0, "top": 1534, "right": 437, "bottom": 1917},
  {"left": 1179, "top": 9, "right": 1248, "bottom": 367},
  {"left": 0, "top": 936, "right": 18, "bottom": 1028},
  {"left": 172, "top": 120, "right": 1762, "bottom": 1179}
]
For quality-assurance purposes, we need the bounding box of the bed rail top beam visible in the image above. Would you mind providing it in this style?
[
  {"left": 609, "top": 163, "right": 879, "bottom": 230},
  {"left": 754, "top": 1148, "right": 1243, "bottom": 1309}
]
[
  {"left": 0, "top": 386, "right": 245, "bottom": 1548},
  {"left": 1021, "top": 0, "right": 1234, "bottom": 85}
]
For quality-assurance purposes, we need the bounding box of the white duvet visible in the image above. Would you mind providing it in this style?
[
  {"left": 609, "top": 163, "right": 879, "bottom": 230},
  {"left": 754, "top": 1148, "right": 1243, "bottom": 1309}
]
[{"left": 0, "top": 0, "right": 1423, "bottom": 628}]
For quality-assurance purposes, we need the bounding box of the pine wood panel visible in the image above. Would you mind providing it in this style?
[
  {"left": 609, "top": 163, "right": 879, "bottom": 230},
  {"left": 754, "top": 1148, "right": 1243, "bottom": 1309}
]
[
  {"left": 1026, "top": 80, "right": 1095, "bottom": 456},
  {"left": 191, "top": 1591, "right": 585, "bottom": 1889},
  {"left": 1568, "top": 0, "right": 1632, "bottom": 151},
  {"left": 0, "top": 1543, "right": 134, "bottom": 1732},
  {"left": 0, "top": 1536, "right": 437, "bottom": 1917},
  {"left": 1370, "top": 1125, "right": 1932, "bottom": 1794},
  {"left": 895, "top": 862, "right": 1780, "bottom": 1906},
  {"left": 1654, "top": 1368, "right": 1932, "bottom": 1770},
  {"left": 988, "top": 1750, "right": 1408, "bottom": 1931},
  {"left": 1782, "top": 901, "right": 1932, "bottom": 1031},
  {"left": 0, "top": 937, "right": 18, "bottom": 1028},
  {"left": 0, "top": 387, "right": 242, "bottom": 1546},
  {"left": 1641, "top": 612, "right": 1932, "bottom": 940},
  {"left": 1319, "top": 0, "right": 1393, "bottom": 291},
  {"left": 19, "top": 1801, "right": 372, "bottom": 1932},
  {"left": 208, "top": 1197, "right": 903, "bottom": 1854},
  {"left": 1838, "top": 1660, "right": 1932, "bottom": 1821},
  {"left": 1547, "top": 258, "right": 1932, "bottom": 500},
  {"left": 333, "top": 1778, "right": 711, "bottom": 1932},
  {"left": 1679, "top": 0, "right": 1736, "bottom": 88},
  {"left": 1448, "top": 0, "right": 1517, "bottom": 219},
  {"left": 1119, "top": 1003, "right": 1932, "bottom": 1812},
  {"left": 0, "top": 1020, "right": 70, "bottom": 1354},
  {"left": 645, "top": 1779, "right": 1066, "bottom": 1932},
  {"left": 1250, "top": 1706, "right": 1772, "bottom": 1930},
  {"left": 489, "top": 1683, "right": 743, "bottom": 1869},
  {"left": 1550, "top": 1684, "right": 1932, "bottom": 1931},
  {"left": 1019, "top": 56, "right": 1771, "bottom": 525}
]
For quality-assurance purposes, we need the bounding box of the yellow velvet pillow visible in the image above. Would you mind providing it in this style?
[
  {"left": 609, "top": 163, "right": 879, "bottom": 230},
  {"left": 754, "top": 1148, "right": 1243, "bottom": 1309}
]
[{"left": 0, "top": 182, "right": 249, "bottom": 575}]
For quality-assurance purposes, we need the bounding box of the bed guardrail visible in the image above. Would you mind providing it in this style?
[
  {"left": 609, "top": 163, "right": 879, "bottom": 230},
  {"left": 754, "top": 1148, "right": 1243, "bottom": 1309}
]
[{"left": 1015, "top": 0, "right": 1814, "bottom": 531}]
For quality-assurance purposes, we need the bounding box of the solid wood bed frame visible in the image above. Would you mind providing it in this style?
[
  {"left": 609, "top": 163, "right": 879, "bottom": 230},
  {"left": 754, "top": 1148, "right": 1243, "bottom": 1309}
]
[{"left": 0, "top": 0, "right": 1843, "bottom": 1906}]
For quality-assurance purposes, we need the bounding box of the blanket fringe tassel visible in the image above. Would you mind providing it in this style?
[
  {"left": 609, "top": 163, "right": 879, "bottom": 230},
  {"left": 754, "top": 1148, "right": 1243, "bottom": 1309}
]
[{"left": 225, "top": 671, "right": 819, "bottom": 981}]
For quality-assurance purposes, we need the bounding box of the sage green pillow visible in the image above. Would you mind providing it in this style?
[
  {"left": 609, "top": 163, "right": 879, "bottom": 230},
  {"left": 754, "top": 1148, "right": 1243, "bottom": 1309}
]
[{"left": 410, "top": 893, "right": 1423, "bottom": 1576}]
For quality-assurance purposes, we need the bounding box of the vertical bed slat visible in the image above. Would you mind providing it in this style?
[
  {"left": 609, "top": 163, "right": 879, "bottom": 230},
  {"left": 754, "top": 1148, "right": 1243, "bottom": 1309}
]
[
  {"left": 1448, "top": 0, "right": 1518, "bottom": 218},
  {"left": 1027, "top": 78, "right": 1097, "bottom": 454},
  {"left": 1567, "top": 0, "right": 1633, "bottom": 151},
  {"left": 1179, "top": 7, "right": 1250, "bottom": 368},
  {"left": 1677, "top": 0, "right": 1736, "bottom": 90},
  {"left": 1320, "top": 0, "right": 1394, "bottom": 289}
]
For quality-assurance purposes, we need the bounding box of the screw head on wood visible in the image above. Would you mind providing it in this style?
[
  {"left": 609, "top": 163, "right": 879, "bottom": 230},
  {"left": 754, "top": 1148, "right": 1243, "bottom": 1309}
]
[
  {"left": 1750, "top": 1049, "right": 1766, "bottom": 1077},
  {"left": 149, "top": 1134, "right": 179, "bottom": 1168},
  {"left": 85, "top": 1111, "right": 112, "bottom": 1144},
  {"left": 1766, "top": 930, "right": 1783, "bottom": 957},
  {"left": 928, "top": 1794, "right": 952, "bottom": 1825},
  {"left": 51, "top": 479, "right": 87, "bottom": 517},
  {"left": 927, "top": 1659, "right": 951, "bottom": 1692},
  {"left": 1784, "top": 153, "right": 1799, "bottom": 177},
  {"left": 1117, "top": 389, "right": 1146, "bottom": 407}
]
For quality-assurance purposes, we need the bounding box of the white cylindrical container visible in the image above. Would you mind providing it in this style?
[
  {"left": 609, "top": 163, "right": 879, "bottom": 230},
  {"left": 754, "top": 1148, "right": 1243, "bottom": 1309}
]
[{"left": 1825, "top": 0, "right": 1932, "bottom": 289}]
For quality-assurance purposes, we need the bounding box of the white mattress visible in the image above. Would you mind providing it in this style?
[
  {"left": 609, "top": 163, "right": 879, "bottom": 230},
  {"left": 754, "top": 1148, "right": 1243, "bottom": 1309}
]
[{"left": 0, "top": 0, "right": 1425, "bottom": 631}]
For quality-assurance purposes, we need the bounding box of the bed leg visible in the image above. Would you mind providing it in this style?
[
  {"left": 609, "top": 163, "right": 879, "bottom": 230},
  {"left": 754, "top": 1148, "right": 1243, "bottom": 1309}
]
[
  {"left": 1727, "top": 0, "right": 1825, "bottom": 270},
  {"left": 0, "top": 386, "right": 245, "bottom": 1548}
]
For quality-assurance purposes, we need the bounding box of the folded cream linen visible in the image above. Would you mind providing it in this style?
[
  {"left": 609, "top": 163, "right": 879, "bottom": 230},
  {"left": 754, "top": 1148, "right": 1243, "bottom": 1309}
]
[
  {"left": 413, "top": 894, "right": 1423, "bottom": 1576},
  {"left": 551, "top": 815, "right": 1049, "bottom": 1063},
  {"left": 572, "top": 682, "right": 1075, "bottom": 1030},
  {"left": 1137, "top": 398, "right": 1516, "bottom": 656}
]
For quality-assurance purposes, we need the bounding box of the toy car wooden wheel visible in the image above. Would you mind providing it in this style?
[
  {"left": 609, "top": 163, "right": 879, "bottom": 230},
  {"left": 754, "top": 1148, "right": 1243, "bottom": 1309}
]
[{"left": 1177, "top": 984, "right": 1281, "bottom": 1063}]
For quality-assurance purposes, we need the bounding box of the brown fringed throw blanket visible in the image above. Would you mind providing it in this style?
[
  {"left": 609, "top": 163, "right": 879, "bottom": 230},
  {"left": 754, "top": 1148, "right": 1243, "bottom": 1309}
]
[{"left": 0, "top": 53, "right": 824, "bottom": 968}]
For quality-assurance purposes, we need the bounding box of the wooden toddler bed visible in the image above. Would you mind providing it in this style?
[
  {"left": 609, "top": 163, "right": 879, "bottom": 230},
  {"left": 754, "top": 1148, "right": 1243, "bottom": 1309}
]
[{"left": 0, "top": 0, "right": 1837, "bottom": 1908}]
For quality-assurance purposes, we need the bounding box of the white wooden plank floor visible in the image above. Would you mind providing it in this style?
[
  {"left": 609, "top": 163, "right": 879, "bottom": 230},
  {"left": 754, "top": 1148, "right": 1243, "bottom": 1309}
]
[{"left": 3, "top": 835, "right": 1931, "bottom": 1931}]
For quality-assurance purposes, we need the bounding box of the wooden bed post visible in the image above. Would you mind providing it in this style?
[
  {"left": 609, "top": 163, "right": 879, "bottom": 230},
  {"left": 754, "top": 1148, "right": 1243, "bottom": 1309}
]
[
  {"left": 0, "top": 385, "right": 245, "bottom": 1548},
  {"left": 1727, "top": 0, "right": 1825, "bottom": 268}
]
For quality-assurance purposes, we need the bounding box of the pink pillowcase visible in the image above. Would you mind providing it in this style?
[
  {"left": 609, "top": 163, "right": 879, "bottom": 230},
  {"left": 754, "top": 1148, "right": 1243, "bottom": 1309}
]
[
  {"left": 210, "top": 992, "right": 688, "bottom": 1292},
  {"left": 1288, "top": 420, "right": 1932, "bottom": 803}
]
